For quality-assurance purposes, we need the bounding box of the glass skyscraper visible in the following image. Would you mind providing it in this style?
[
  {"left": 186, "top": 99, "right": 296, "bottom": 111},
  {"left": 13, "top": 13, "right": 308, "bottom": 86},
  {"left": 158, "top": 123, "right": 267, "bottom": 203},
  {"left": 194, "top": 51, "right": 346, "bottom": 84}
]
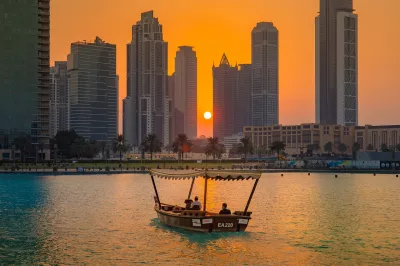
[
  {"left": 0, "top": 0, "right": 50, "bottom": 151},
  {"left": 67, "top": 37, "right": 118, "bottom": 142}
]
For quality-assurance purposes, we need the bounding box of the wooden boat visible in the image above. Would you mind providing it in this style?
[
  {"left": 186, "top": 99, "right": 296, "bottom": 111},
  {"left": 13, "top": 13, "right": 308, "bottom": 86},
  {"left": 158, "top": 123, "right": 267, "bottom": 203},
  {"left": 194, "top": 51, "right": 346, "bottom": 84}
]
[{"left": 150, "top": 169, "right": 261, "bottom": 232}]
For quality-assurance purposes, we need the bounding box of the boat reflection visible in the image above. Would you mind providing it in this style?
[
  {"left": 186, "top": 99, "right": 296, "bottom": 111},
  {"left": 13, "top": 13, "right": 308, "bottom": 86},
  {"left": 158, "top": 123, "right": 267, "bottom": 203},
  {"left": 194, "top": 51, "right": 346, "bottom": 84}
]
[{"left": 150, "top": 218, "right": 250, "bottom": 245}]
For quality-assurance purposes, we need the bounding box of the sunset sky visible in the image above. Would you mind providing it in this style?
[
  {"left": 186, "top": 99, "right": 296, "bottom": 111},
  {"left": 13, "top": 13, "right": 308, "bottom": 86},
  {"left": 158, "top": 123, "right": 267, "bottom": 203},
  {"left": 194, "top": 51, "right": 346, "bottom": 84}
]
[{"left": 51, "top": 0, "right": 400, "bottom": 137}]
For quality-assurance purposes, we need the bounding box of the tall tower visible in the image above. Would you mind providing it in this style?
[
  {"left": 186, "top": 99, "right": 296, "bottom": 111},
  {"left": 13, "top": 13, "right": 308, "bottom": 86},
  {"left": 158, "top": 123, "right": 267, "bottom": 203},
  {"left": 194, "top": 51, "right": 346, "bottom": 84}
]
[
  {"left": 235, "top": 64, "right": 252, "bottom": 133},
  {"left": 67, "top": 37, "right": 118, "bottom": 141},
  {"left": 124, "top": 11, "right": 169, "bottom": 147},
  {"left": 251, "top": 22, "right": 279, "bottom": 126},
  {"left": 0, "top": 0, "right": 50, "bottom": 149},
  {"left": 213, "top": 54, "right": 238, "bottom": 138},
  {"left": 174, "top": 46, "right": 197, "bottom": 140},
  {"left": 316, "top": 0, "right": 358, "bottom": 126},
  {"left": 50, "top": 61, "right": 69, "bottom": 137}
]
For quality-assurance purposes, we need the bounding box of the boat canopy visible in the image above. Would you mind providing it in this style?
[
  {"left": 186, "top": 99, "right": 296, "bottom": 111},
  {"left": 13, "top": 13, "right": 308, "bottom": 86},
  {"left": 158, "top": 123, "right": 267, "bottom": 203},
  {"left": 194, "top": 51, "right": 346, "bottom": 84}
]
[{"left": 149, "top": 169, "right": 261, "bottom": 181}]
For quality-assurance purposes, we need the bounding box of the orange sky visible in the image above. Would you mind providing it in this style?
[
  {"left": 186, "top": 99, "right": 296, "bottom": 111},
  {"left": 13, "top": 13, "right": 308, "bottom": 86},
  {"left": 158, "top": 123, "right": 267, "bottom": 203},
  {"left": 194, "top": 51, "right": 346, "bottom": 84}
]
[{"left": 51, "top": 0, "right": 400, "bottom": 137}]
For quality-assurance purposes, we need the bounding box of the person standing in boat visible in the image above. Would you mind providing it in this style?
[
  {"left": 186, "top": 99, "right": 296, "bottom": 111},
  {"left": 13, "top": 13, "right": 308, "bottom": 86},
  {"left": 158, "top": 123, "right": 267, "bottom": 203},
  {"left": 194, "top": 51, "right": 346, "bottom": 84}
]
[
  {"left": 219, "top": 203, "right": 231, "bottom": 214},
  {"left": 191, "top": 196, "right": 202, "bottom": 210}
]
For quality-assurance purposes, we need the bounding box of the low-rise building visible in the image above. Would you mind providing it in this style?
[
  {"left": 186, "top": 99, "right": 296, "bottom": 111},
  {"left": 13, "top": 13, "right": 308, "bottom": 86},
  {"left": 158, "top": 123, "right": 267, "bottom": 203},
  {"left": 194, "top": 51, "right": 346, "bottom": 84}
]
[
  {"left": 222, "top": 133, "right": 244, "bottom": 152},
  {"left": 355, "top": 125, "right": 400, "bottom": 151},
  {"left": 243, "top": 123, "right": 355, "bottom": 155}
]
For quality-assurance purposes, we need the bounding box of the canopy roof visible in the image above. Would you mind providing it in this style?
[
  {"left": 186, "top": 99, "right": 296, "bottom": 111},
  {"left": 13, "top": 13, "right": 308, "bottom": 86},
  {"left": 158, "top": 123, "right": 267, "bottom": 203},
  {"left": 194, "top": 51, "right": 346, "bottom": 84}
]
[{"left": 149, "top": 169, "right": 261, "bottom": 181}]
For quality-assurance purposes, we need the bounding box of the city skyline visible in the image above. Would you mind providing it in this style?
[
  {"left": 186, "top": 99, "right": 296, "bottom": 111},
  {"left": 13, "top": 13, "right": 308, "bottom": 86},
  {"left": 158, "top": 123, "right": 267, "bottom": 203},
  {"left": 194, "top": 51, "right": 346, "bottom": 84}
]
[{"left": 49, "top": 0, "right": 400, "bottom": 137}]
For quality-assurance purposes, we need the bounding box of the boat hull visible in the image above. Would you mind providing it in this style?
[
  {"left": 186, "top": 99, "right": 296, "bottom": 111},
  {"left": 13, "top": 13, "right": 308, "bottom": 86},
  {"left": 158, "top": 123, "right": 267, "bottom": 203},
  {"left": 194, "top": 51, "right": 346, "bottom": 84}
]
[{"left": 155, "top": 208, "right": 251, "bottom": 232}]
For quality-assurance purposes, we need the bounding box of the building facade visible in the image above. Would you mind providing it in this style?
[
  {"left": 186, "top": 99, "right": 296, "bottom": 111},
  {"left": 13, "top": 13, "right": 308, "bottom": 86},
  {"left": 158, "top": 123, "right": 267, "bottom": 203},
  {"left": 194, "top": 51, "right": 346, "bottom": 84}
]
[
  {"left": 168, "top": 74, "right": 175, "bottom": 144},
  {"left": 244, "top": 124, "right": 355, "bottom": 155},
  {"left": 67, "top": 37, "right": 118, "bottom": 142},
  {"left": 0, "top": 0, "right": 50, "bottom": 152},
  {"left": 355, "top": 125, "right": 400, "bottom": 151},
  {"left": 316, "top": 0, "right": 358, "bottom": 126},
  {"left": 174, "top": 46, "right": 197, "bottom": 140},
  {"left": 251, "top": 22, "right": 279, "bottom": 126},
  {"left": 50, "top": 61, "right": 69, "bottom": 137},
  {"left": 223, "top": 133, "right": 244, "bottom": 152},
  {"left": 235, "top": 64, "right": 252, "bottom": 134},
  {"left": 213, "top": 54, "right": 238, "bottom": 138},
  {"left": 124, "top": 11, "right": 169, "bottom": 148}
]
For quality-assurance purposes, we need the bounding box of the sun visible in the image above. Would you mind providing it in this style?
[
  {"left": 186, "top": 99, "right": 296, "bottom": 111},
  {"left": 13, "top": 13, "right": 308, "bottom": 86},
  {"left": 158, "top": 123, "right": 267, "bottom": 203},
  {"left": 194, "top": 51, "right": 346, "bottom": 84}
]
[{"left": 204, "top": 111, "right": 212, "bottom": 120}]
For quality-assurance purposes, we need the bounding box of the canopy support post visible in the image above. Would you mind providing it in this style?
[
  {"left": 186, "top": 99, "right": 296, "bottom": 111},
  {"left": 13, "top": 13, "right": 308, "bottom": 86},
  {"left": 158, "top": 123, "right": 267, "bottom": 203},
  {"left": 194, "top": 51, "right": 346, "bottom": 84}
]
[
  {"left": 244, "top": 178, "right": 259, "bottom": 215},
  {"left": 151, "top": 175, "right": 162, "bottom": 209},
  {"left": 203, "top": 176, "right": 208, "bottom": 212},
  {"left": 188, "top": 177, "right": 195, "bottom": 199}
]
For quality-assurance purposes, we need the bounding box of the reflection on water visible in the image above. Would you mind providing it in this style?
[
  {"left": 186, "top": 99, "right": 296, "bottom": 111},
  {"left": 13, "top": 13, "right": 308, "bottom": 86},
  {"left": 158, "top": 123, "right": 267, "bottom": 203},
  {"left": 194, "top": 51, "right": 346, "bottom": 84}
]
[{"left": 0, "top": 173, "right": 399, "bottom": 264}]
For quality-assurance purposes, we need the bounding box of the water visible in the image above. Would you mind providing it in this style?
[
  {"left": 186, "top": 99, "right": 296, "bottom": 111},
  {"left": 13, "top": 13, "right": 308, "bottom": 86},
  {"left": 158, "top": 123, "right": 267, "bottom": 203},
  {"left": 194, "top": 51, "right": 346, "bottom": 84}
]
[{"left": 0, "top": 173, "right": 399, "bottom": 265}]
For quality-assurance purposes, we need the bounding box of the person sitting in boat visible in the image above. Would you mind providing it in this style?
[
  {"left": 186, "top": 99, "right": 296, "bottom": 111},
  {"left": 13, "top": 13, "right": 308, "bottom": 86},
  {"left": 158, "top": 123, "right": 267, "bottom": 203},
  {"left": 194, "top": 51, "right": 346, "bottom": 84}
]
[
  {"left": 219, "top": 203, "right": 231, "bottom": 215},
  {"left": 184, "top": 199, "right": 193, "bottom": 209},
  {"left": 191, "top": 196, "right": 202, "bottom": 210}
]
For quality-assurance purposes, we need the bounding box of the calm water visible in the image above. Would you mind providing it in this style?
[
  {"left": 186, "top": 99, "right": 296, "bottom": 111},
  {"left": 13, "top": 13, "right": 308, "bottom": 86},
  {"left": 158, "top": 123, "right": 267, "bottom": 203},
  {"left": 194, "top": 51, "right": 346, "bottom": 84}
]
[{"left": 0, "top": 173, "right": 399, "bottom": 265}]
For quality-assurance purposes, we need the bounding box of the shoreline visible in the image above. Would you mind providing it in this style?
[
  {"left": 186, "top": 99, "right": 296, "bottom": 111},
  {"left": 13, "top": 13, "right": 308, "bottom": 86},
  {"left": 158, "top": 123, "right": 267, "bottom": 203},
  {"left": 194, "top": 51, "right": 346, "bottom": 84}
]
[{"left": 0, "top": 168, "right": 399, "bottom": 175}]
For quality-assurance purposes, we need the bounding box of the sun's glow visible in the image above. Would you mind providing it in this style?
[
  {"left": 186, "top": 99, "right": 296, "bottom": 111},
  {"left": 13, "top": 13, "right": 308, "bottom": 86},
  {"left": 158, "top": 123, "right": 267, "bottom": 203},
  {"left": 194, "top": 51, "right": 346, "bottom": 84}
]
[{"left": 204, "top": 111, "right": 212, "bottom": 120}]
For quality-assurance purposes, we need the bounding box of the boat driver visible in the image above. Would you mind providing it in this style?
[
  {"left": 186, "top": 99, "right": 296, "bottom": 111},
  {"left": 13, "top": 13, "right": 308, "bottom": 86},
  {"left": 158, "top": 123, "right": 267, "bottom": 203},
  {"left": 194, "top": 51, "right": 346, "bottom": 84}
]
[
  {"left": 219, "top": 203, "right": 231, "bottom": 215},
  {"left": 191, "top": 196, "right": 202, "bottom": 210}
]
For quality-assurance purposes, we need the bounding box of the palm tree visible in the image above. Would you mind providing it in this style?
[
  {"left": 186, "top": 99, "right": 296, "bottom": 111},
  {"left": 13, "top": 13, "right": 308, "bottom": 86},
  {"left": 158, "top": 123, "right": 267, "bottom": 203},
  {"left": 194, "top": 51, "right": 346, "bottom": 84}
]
[
  {"left": 141, "top": 134, "right": 163, "bottom": 161},
  {"left": 352, "top": 142, "right": 361, "bottom": 160},
  {"left": 172, "top": 134, "right": 192, "bottom": 161},
  {"left": 113, "top": 134, "right": 128, "bottom": 162},
  {"left": 205, "top": 137, "right": 225, "bottom": 160},
  {"left": 338, "top": 143, "right": 348, "bottom": 153},
  {"left": 239, "top": 137, "right": 253, "bottom": 162},
  {"left": 324, "top": 141, "right": 333, "bottom": 153},
  {"left": 269, "top": 141, "right": 286, "bottom": 158}
]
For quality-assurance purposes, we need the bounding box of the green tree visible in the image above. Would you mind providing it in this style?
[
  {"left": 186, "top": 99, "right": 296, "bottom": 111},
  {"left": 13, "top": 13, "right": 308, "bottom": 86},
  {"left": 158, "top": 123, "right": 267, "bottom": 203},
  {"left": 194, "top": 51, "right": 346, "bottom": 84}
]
[
  {"left": 338, "top": 143, "right": 348, "bottom": 153},
  {"left": 141, "top": 134, "right": 163, "bottom": 160},
  {"left": 352, "top": 142, "right": 361, "bottom": 160},
  {"left": 396, "top": 144, "right": 400, "bottom": 152},
  {"left": 366, "top": 144, "right": 374, "bottom": 151},
  {"left": 13, "top": 136, "right": 32, "bottom": 163},
  {"left": 71, "top": 136, "right": 86, "bottom": 159},
  {"left": 269, "top": 141, "right": 286, "bottom": 158},
  {"left": 238, "top": 137, "right": 253, "bottom": 162},
  {"left": 381, "top": 144, "right": 389, "bottom": 152},
  {"left": 172, "top": 134, "right": 192, "bottom": 161},
  {"left": 205, "top": 137, "right": 225, "bottom": 160},
  {"left": 324, "top": 141, "right": 333, "bottom": 153},
  {"left": 113, "top": 134, "right": 129, "bottom": 162},
  {"left": 53, "top": 130, "right": 79, "bottom": 159}
]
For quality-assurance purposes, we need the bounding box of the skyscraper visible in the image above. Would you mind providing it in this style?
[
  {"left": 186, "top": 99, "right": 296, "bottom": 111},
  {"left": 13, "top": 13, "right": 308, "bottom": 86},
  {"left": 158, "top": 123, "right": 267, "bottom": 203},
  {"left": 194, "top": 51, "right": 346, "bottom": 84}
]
[
  {"left": 251, "top": 22, "right": 279, "bottom": 126},
  {"left": 50, "top": 61, "right": 69, "bottom": 137},
  {"left": 316, "top": 0, "right": 358, "bottom": 126},
  {"left": 124, "top": 11, "right": 169, "bottom": 147},
  {"left": 235, "top": 64, "right": 252, "bottom": 133},
  {"left": 168, "top": 74, "right": 175, "bottom": 143},
  {"left": 174, "top": 46, "right": 197, "bottom": 140},
  {"left": 213, "top": 54, "right": 238, "bottom": 138},
  {"left": 67, "top": 37, "right": 118, "bottom": 141},
  {"left": 0, "top": 0, "right": 50, "bottom": 151}
]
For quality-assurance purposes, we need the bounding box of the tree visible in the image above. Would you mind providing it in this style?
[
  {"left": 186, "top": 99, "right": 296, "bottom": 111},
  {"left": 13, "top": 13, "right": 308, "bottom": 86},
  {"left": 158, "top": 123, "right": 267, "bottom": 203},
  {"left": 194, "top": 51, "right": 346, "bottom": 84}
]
[
  {"left": 172, "top": 134, "right": 192, "bottom": 161},
  {"left": 113, "top": 134, "right": 129, "bottom": 162},
  {"left": 238, "top": 137, "right": 253, "bottom": 162},
  {"left": 53, "top": 130, "right": 79, "bottom": 159},
  {"left": 141, "top": 134, "right": 163, "bottom": 160},
  {"left": 338, "top": 143, "right": 348, "bottom": 153},
  {"left": 381, "top": 144, "right": 389, "bottom": 152},
  {"left": 13, "top": 136, "right": 32, "bottom": 163},
  {"left": 229, "top": 143, "right": 241, "bottom": 155},
  {"left": 324, "top": 142, "right": 333, "bottom": 153},
  {"left": 71, "top": 136, "right": 86, "bottom": 159},
  {"left": 205, "top": 137, "right": 225, "bottom": 160},
  {"left": 366, "top": 144, "right": 374, "bottom": 151},
  {"left": 396, "top": 144, "right": 400, "bottom": 152},
  {"left": 269, "top": 141, "right": 286, "bottom": 158},
  {"left": 352, "top": 142, "right": 361, "bottom": 160}
]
